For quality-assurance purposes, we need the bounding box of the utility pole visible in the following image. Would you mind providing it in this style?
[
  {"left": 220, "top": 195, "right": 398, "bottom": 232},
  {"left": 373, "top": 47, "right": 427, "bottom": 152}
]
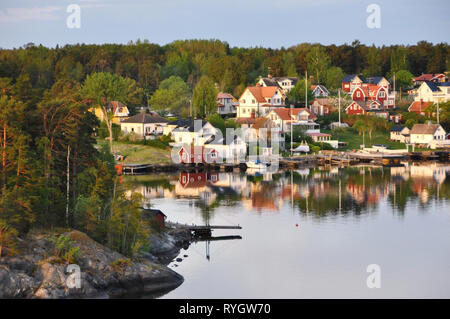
[
  {"left": 305, "top": 70, "right": 308, "bottom": 108},
  {"left": 189, "top": 99, "right": 192, "bottom": 117},
  {"left": 290, "top": 104, "right": 293, "bottom": 157},
  {"left": 338, "top": 89, "right": 341, "bottom": 127},
  {"left": 437, "top": 100, "right": 440, "bottom": 124}
]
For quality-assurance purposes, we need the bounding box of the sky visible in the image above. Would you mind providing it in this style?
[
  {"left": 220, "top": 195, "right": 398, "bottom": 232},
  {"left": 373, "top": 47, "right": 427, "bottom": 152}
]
[{"left": 0, "top": 0, "right": 449, "bottom": 49}]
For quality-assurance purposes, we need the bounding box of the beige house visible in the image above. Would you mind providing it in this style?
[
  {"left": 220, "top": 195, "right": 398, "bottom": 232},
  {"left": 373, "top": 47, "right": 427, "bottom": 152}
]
[
  {"left": 410, "top": 123, "right": 446, "bottom": 148},
  {"left": 390, "top": 126, "right": 410, "bottom": 143},
  {"left": 120, "top": 111, "right": 169, "bottom": 138},
  {"left": 91, "top": 101, "right": 130, "bottom": 124},
  {"left": 414, "top": 81, "right": 450, "bottom": 103},
  {"left": 237, "top": 86, "right": 285, "bottom": 118}
]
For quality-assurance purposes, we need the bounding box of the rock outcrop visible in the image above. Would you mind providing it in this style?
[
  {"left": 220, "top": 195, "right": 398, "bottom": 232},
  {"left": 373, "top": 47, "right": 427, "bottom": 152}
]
[{"left": 0, "top": 230, "right": 184, "bottom": 298}]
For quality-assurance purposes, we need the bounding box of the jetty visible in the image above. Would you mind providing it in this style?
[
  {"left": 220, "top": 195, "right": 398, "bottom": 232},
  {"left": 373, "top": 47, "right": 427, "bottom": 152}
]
[{"left": 167, "top": 221, "right": 242, "bottom": 237}]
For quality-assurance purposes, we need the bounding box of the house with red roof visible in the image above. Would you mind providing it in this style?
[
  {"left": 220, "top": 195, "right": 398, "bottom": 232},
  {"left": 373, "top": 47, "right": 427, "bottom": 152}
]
[
  {"left": 408, "top": 100, "right": 434, "bottom": 116},
  {"left": 413, "top": 74, "right": 447, "bottom": 86},
  {"left": 310, "top": 98, "right": 332, "bottom": 116},
  {"left": 237, "top": 85, "right": 285, "bottom": 118},
  {"left": 351, "top": 84, "right": 394, "bottom": 108},
  {"left": 266, "top": 107, "right": 318, "bottom": 133}
]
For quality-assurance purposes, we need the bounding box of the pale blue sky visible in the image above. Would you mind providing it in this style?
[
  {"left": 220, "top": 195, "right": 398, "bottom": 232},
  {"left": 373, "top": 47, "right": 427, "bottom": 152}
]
[{"left": 0, "top": 0, "right": 449, "bottom": 49}]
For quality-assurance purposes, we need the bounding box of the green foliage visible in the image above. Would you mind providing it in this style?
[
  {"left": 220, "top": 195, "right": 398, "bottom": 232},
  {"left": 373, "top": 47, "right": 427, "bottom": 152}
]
[
  {"left": 326, "top": 67, "right": 345, "bottom": 90},
  {"left": 287, "top": 78, "right": 314, "bottom": 106},
  {"left": 394, "top": 70, "right": 414, "bottom": 91},
  {"left": 50, "top": 234, "right": 81, "bottom": 264},
  {"left": 149, "top": 76, "right": 191, "bottom": 116},
  {"left": 192, "top": 75, "right": 218, "bottom": 117},
  {"left": 206, "top": 113, "right": 239, "bottom": 135},
  {"left": 0, "top": 220, "right": 19, "bottom": 257},
  {"left": 306, "top": 46, "right": 331, "bottom": 84}
]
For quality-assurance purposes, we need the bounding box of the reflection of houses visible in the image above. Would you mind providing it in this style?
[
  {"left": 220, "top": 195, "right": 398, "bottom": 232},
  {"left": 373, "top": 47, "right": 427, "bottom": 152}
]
[{"left": 175, "top": 172, "right": 219, "bottom": 199}]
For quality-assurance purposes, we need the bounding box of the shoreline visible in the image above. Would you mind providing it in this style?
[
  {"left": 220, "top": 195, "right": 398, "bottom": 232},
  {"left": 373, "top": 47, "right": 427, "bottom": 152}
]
[
  {"left": 0, "top": 228, "right": 192, "bottom": 299},
  {"left": 118, "top": 151, "right": 450, "bottom": 174}
]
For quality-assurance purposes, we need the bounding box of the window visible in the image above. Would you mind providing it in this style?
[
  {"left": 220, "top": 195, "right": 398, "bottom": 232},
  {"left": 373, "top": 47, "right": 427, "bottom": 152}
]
[
  {"left": 379, "top": 91, "right": 385, "bottom": 98},
  {"left": 252, "top": 99, "right": 255, "bottom": 104},
  {"left": 357, "top": 91, "right": 361, "bottom": 97},
  {"left": 211, "top": 152, "right": 217, "bottom": 158}
]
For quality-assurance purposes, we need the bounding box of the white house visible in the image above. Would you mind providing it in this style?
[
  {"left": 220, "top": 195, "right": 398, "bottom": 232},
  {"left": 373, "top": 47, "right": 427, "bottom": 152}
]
[
  {"left": 311, "top": 85, "right": 330, "bottom": 98},
  {"left": 171, "top": 120, "right": 219, "bottom": 146},
  {"left": 410, "top": 123, "right": 446, "bottom": 148},
  {"left": 204, "top": 135, "right": 247, "bottom": 162},
  {"left": 237, "top": 85, "right": 285, "bottom": 118},
  {"left": 390, "top": 126, "right": 410, "bottom": 143},
  {"left": 414, "top": 81, "right": 450, "bottom": 103},
  {"left": 120, "top": 111, "right": 169, "bottom": 138},
  {"left": 217, "top": 92, "right": 238, "bottom": 116},
  {"left": 266, "top": 108, "right": 318, "bottom": 133},
  {"left": 257, "top": 76, "right": 298, "bottom": 92}
]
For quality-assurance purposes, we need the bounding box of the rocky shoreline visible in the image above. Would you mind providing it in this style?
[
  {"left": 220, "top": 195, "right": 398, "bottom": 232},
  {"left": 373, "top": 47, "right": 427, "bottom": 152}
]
[{"left": 0, "top": 228, "right": 192, "bottom": 299}]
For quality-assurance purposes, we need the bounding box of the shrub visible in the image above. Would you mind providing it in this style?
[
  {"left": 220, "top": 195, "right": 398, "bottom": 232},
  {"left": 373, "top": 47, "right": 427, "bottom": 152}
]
[
  {"left": 50, "top": 235, "right": 81, "bottom": 264},
  {"left": 0, "top": 221, "right": 19, "bottom": 257},
  {"left": 110, "top": 258, "right": 132, "bottom": 273}
]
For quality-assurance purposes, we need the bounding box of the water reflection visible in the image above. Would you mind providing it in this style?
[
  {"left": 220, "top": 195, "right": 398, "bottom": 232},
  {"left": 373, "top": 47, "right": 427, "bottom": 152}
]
[{"left": 123, "top": 163, "right": 450, "bottom": 219}]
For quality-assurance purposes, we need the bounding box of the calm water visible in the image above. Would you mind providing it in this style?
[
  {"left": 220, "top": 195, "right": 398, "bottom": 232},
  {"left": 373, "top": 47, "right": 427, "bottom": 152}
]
[{"left": 123, "top": 163, "right": 450, "bottom": 298}]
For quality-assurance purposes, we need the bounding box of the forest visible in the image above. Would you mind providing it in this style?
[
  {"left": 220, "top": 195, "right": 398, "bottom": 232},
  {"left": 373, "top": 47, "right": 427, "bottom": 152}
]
[{"left": 0, "top": 39, "right": 449, "bottom": 257}]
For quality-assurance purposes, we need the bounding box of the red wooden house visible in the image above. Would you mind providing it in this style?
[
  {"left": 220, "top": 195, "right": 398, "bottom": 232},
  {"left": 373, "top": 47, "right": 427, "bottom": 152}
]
[{"left": 178, "top": 145, "right": 219, "bottom": 164}]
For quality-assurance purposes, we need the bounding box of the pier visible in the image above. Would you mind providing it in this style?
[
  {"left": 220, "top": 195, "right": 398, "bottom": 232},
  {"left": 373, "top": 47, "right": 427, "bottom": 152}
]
[{"left": 167, "top": 222, "right": 242, "bottom": 237}]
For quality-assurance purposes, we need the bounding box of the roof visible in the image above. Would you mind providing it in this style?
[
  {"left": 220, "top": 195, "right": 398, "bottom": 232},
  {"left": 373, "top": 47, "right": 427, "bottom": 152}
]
[
  {"left": 410, "top": 123, "right": 441, "bottom": 135},
  {"left": 235, "top": 117, "right": 257, "bottom": 125},
  {"left": 142, "top": 208, "right": 167, "bottom": 218},
  {"left": 251, "top": 117, "right": 269, "bottom": 130},
  {"left": 260, "top": 78, "right": 280, "bottom": 88},
  {"left": 390, "top": 125, "right": 407, "bottom": 132},
  {"left": 272, "top": 108, "right": 316, "bottom": 121},
  {"left": 273, "top": 77, "right": 298, "bottom": 85},
  {"left": 107, "top": 101, "right": 128, "bottom": 113},
  {"left": 171, "top": 119, "right": 210, "bottom": 132},
  {"left": 205, "top": 135, "right": 241, "bottom": 146},
  {"left": 246, "top": 86, "right": 279, "bottom": 103},
  {"left": 217, "top": 92, "right": 235, "bottom": 99},
  {"left": 311, "top": 98, "right": 331, "bottom": 105},
  {"left": 366, "top": 77, "right": 386, "bottom": 85},
  {"left": 121, "top": 111, "right": 169, "bottom": 124},
  {"left": 424, "top": 81, "right": 441, "bottom": 92},
  {"left": 414, "top": 74, "right": 446, "bottom": 82},
  {"left": 342, "top": 74, "right": 364, "bottom": 83},
  {"left": 408, "top": 101, "right": 433, "bottom": 113}
]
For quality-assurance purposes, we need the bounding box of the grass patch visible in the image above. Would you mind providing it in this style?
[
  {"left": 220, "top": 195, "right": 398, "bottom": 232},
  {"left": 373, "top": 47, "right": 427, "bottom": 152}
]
[
  {"left": 324, "top": 128, "right": 407, "bottom": 151},
  {"left": 97, "top": 140, "right": 173, "bottom": 164}
]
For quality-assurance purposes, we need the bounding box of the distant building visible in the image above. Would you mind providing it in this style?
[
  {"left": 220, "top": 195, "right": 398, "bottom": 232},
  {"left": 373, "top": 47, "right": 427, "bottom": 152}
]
[
  {"left": 257, "top": 75, "right": 298, "bottom": 92},
  {"left": 237, "top": 85, "right": 285, "bottom": 118},
  {"left": 390, "top": 126, "right": 410, "bottom": 143},
  {"left": 142, "top": 208, "right": 167, "bottom": 230},
  {"left": 408, "top": 100, "right": 434, "bottom": 116},
  {"left": 413, "top": 81, "right": 450, "bottom": 103},
  {"left": 171, "top": 120, "right": 218, "bottom": 146},
  {"left": 410, "top": 123, "right": 446, "bottom": 148},
  {"left": 178, "top": 145, "right": 219, "bottom": 164},
  {"left": 413, "top": 73, "right": 448, "bottom": 87},
  {"left": 217, "top": 92, "right": 238, "bottom": 116},
  {"left": 120, "top": 110, "right": 169, "bottom": 137},
  {"left": 91, "top": 101, "right": 130, "bottom": 124},
  {"left": 342, "top": 74, "right": 364, "bottom": 93},
  {"left": 310, "top": 98, "right": 332, "bottom": 116},
  {"left": 311, "top": 85, "right": 329, "bottom": 98}
]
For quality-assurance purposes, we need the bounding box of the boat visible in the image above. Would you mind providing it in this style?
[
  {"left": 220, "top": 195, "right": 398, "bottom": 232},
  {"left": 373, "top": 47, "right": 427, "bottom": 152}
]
[{"left": 246, "top": 159, "right": 269, "bottom": 169}]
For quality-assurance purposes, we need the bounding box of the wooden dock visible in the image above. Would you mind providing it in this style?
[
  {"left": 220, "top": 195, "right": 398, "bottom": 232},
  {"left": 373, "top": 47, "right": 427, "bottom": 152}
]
[{"left": 167, "top": 222, "right": 242, "bottom": 237}]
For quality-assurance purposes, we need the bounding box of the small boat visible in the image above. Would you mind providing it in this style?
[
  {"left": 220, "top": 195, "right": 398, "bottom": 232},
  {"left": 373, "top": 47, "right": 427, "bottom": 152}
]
[{"left": 246, "top": 159, "right": 269, "bottom": 169}]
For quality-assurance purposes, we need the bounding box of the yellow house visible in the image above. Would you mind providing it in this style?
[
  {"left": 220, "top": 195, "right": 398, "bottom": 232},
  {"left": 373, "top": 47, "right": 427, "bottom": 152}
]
[{"left": 90, "top": 101, "right": 130, "bottom": 124}]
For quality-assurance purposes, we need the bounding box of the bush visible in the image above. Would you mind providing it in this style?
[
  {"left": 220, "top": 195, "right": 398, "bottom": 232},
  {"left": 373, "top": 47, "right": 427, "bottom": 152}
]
[
  {"left": 110, "top": 258, "right": 132, "bottom": 273},
  {"left": 50, "top": 235, "right": 81, "bottom": 264},
  {"left": 0, "top": 221, "right": 19, "bottom": 257}
]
